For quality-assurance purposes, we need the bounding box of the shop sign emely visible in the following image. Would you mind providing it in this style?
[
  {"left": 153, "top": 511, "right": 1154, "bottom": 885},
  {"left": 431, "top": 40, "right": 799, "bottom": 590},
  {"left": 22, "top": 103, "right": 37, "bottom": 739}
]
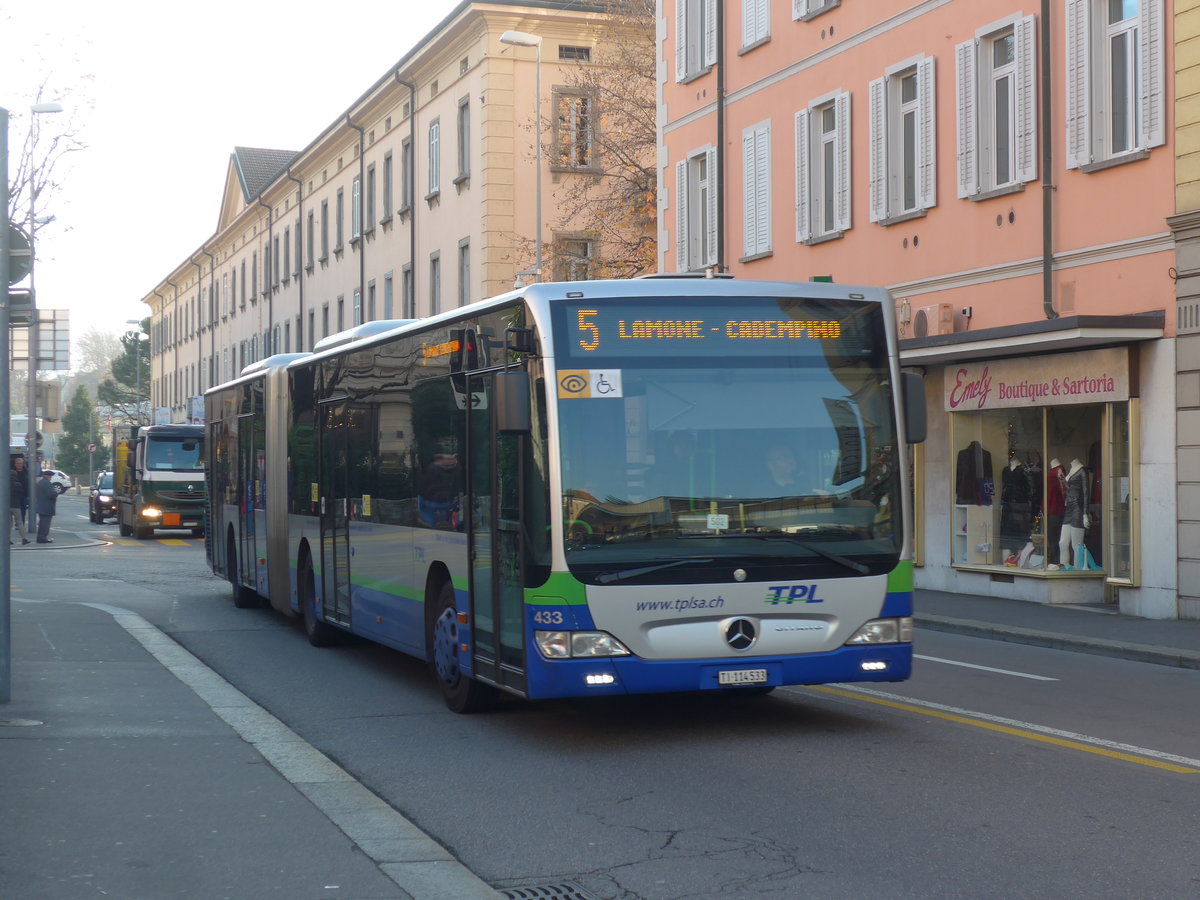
[{"left": 944, "top": 346, "right": 1129, "bottom": 411}]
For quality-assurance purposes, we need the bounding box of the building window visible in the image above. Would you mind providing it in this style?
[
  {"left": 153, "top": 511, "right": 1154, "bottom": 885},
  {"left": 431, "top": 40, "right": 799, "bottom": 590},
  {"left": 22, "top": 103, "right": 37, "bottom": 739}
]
[
  {"left": 240, "top": 260, "right": 246, "bottom": 308},
  {"left": 353, "top": 288, "right": 362, "bottom": 326},
  {"left": 956, "top": 16, "right": 1036, "bottom": 198},
  {"left": 428, "top": 119, "right": 441, "bottom": 197},
  {"left": 430, "top": 252, "right": 441, "bottom": 315},
  {"left": 367, "top": 280, "right": 376, "bottom": 320},
  {"left": 792, "top": 0, "right": 839, "bottom": 19},
  {"left": 222, "top": 273, "right": 229, "bottom": 317},
  {"left": 307, "top": 211, "right": 315, "bottom": 269},
  {"left": 553, "top": 89, "right": 597, "bottom": 170},
  {"left": 383, "top": 152, "right": 394, "bottom": 220},
  {"left": 868, "top": 57, "right": 937, "bottom": 223},
  {"left": 322, "top": 304, "right": 329, "bottom": 339},
  {"left": 283, "top": 227, "right": 291, "bottom": 280},
  {"left": 675, "top": 147, "right": 719, "bottom": 272},
  {"left": 251, "top": 254, "right": 258, "bottom": 304},
  {"left": 796, "top": 91, "right": 851, "bottom": 242},
  {"left": 457, "top": 239, "right": 470, "bottom": 307},
  {"left": 336, "top": 188, "right": 345, "bottom": 249},
  {"left": 559, "top": 45, "right": 591, "bottom": 61},
  {"left": 366, "top": 165, "right": 376, "bottom": 231},
  {"left": 555, "top": 234, "right": 595, "bottom": 281},
  {"left": 284, "top": 320, "right": 291, "bottom": 353},
  {"left": 320, "top": 200, "right": 329, "bottom": 261},
  {"left": 742, "top": 120, "right": 771, "bottom": 259},
  {"left": 401, "top": 139, "right": 413, "bottom": 210},
  {"left": 352, "top": 176, "right": 362, "bottom": 241},
  {"left": 384, "top": 271, "right": 394, "bottom": 318},
  {"left": 402, "top": 264, "right": 413, "bottom": 318},
  {"left": 457, "top": 98, "right": 471, "bottom": 181},
  {"left": 676, "top": 0, "right": 717, "bottom": 82},
  {"left": 741, "top": 0, "right": 768, "bottom": 48},
  {"left": 273, "top": 235, "right": 281, "bottom": 286},
  {"left": 1065, "top": 0, "right": 1164, "bottom": 169},
  {"left": 337, "top": 296, "right": 345, "bottom": 332}
]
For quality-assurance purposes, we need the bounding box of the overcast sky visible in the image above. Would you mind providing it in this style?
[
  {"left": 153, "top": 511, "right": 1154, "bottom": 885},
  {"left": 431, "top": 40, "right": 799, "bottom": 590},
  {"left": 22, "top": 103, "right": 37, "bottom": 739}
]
[{"left": 2, "top": 0, "right": 464, "bottom": 367}]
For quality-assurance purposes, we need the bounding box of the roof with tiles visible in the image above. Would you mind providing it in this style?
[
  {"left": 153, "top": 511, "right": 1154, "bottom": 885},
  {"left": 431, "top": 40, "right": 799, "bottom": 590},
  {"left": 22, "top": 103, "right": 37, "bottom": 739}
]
[{"left": 231, "top": 147, "right": 299, "bottom": 201}]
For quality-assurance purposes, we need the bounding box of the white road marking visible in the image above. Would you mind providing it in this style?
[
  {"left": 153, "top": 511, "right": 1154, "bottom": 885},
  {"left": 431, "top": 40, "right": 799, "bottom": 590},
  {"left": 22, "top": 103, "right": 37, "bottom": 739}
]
[
  {"left": 915, "top": 653, "right": 1058, "bottom": 681},
  {"left": 830, "top": 683, "right": 1200, "bottom": 770}
]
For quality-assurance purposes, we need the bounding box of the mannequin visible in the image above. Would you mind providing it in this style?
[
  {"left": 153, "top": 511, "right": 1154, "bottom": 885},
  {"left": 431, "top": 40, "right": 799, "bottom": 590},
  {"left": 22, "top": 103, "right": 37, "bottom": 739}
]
[
  {"left": 1057, "top": 458, "right": 1090, "bottom": 569},
  {"left": 999, "top": 455, "right": 1032, "bottom": 553},
  {"left": 1045, "top": 458, "right": 1066, "bottom": 564}
]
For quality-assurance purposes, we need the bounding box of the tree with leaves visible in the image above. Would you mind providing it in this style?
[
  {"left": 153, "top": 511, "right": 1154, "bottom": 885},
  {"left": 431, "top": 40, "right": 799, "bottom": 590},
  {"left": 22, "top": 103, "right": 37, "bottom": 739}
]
[
  {"left": 536, "top": 0, "right": 657, "bottom": 279},
  {"left": 97, "top": 319, "right": 150, "bottom": 425},
  {"left": 56, "top": 385, "right": 110, "bottom": 480}
]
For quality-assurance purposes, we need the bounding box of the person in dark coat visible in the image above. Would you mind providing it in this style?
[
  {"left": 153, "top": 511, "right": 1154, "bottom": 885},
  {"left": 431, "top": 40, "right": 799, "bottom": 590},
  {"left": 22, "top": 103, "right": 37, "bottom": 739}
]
[
  {"left": 35, "top": 469, "right": 57, "bottom": 543},
  {"left": 9, "top": 469, "right": 30, "bottom": 545}
]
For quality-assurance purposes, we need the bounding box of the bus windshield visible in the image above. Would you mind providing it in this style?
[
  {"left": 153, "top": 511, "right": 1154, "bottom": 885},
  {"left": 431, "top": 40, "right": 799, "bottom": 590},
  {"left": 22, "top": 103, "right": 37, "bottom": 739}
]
[
  {"left": 145, "top": 437, "right": 205, "bottom": 472},
  {"left": 553, "top": 295, "right": 901, "bottom": 584}
]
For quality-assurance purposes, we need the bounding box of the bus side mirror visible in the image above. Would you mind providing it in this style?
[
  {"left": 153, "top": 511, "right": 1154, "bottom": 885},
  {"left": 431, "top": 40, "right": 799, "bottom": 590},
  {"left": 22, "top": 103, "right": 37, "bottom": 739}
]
[
  {"left": 901, "top": 371, "right": 926, "bottom": 444},
  {"left": 495, "top": 371, "right": 531, "bottom": 433}
]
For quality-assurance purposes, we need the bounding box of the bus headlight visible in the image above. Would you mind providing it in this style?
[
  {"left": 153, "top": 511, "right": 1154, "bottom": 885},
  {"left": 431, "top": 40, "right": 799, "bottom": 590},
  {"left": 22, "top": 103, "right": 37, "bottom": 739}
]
[
  {"left": 535, "top": 630, "right": 631, "bottom": 659},
  {"left": 845, "top": 617, "right": 913, "bottom": 645},
  {"left": 141, "top": 506, "right": 163, "bottom": 519}
]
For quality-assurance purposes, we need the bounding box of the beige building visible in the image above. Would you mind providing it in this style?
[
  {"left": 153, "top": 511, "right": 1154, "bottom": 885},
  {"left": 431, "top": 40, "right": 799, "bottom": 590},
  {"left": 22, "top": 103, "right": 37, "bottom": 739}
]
[{"left": 142, "top": 0, "right": 647, "bottom": 422}]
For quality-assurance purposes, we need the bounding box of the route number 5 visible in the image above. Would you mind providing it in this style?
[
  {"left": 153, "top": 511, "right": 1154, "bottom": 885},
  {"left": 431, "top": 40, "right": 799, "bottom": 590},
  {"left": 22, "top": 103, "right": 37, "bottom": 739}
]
[{"left": 577, "top": 309, "right": 599, "bottom": 353}]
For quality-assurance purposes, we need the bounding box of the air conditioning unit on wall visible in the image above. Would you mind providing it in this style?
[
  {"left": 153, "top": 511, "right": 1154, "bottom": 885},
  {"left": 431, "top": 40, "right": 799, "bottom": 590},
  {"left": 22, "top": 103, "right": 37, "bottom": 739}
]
[{"left": 913, "top": 303, "right": 953, "bottom": 337}]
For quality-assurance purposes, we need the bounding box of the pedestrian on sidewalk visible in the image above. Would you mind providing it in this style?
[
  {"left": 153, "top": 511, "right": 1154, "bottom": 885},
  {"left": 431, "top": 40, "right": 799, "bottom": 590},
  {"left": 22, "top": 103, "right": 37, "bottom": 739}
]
[
  {"left": 9, "top": 468, "right": 30, "bottom": 545},
  {"left": 13, "top": 455, "right": 29, "bottom": 530},
  {"left": 35, "top": 469, "right": 57, "bottom": 544}
]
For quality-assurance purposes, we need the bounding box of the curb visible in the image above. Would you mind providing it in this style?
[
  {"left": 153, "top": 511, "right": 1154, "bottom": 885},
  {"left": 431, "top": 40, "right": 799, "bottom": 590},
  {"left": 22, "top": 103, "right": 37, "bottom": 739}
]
[{"left": 914, "top": 614, "right": 1200, "bottom": 670}]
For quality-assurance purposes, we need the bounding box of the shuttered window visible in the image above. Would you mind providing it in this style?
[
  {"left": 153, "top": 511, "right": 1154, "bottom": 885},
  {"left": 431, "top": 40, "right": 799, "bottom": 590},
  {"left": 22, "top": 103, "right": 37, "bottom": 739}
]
[
  {"left": 796, "top": 91, "right": 851, "bottom": 242},
  {"left": 868, "top": 57, "right": 936, "bottom": 223},
  {"left": 743, "top": 121, "right": 772, "bottom": 258}
]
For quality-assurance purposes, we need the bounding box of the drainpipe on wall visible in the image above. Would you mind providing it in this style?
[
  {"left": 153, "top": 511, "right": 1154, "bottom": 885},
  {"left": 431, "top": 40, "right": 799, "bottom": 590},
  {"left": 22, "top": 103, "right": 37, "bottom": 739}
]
[
  {"left": 394, "top": 70, "right": 418, "bottom": 311},
  {"left": 152, "top": 289, "right": 166, "bottom": 419},
  {"left": 1041, "top": 0, "right": 1058, "bottom": 319},
  {"left": 190, "top": 257, "right": 205, "bottom": 392},
  {"left": 715, "top": 1, "right": 726, "bottom": 272},
  {"left": 256, "top": 197, "right": 274, "bottom": 355},
  {"left": 286, "top": 168, "right": 305, "bottom": 350},
  {"left": 201, "top": 247, "right": 216, "bottom": 384},
  {"left": 166, "top": 278, "right": 179, "bottom": 420},
  {"left": 346, "top": 113, "right": 366, "bottom": 322}
]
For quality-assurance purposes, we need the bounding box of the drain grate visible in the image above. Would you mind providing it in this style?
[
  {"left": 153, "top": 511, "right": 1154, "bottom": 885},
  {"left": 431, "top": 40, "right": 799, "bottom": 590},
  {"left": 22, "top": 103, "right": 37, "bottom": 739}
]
[{"left": 500, "top": 882, "right": 598, "bottom": 900}]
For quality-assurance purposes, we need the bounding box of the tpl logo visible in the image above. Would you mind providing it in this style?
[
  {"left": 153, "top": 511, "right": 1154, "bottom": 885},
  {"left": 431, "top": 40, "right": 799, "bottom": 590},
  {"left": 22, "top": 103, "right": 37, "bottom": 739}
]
[{"left": 764, "top": 584, "right": 825, "bottom": 605}]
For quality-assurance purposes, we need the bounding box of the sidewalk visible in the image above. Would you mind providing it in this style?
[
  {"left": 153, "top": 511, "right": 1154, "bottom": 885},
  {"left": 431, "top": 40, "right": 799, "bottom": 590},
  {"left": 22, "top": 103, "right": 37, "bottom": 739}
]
[
  {"left": 1, "top": 529, "right": 503, "bottom": 900},
  {"left": 914, "top": 588, "right": 1200, "bottom": 669}
]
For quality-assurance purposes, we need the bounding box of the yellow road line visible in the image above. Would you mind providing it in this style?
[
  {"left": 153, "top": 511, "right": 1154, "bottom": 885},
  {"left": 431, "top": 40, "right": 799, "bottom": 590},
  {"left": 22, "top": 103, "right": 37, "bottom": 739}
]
[{"left": 807, "top": 685, "right": 1200, "bottom": 775}]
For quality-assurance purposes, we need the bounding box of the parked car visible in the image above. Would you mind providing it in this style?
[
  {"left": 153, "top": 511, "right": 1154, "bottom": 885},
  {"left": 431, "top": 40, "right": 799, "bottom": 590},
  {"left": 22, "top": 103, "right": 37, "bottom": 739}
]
[
  {"left": 45, "top": 470, "right": 72, "bottom": 494},
  {"left": 89, "top": 471, "right": 116, "bottom": 522}
]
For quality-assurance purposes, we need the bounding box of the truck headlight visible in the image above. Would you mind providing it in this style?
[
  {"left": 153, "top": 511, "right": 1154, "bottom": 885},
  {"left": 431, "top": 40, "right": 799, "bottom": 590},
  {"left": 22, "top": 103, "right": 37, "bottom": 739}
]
[
  {"left": 845, "top": 617, "right": 913, "bottom": 645},
  {"left": 141, "top": 506, "right": 163, "bottom": 519},
  {"left": 535, "top": 630, "right": 631, "bottom": 659}
]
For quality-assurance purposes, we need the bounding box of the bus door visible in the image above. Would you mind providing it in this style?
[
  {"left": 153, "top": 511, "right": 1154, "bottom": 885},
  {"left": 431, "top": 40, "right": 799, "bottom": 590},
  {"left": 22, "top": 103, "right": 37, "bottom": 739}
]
[
  {"left": 467, "top": 370, "right": 527, "bottom": 693},
  {"left": 237, "top": 413, "right": 257, "bottom": 588},
  {"left": 318, "top": 399, "right": 353, "bottom": 627}
]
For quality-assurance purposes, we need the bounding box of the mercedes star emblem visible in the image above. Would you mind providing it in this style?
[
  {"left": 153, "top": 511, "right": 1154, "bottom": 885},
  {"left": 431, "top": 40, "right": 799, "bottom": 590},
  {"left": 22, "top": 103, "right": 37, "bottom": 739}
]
[{"left": 724, "top": 618, "right": 757, "bottom": 651}]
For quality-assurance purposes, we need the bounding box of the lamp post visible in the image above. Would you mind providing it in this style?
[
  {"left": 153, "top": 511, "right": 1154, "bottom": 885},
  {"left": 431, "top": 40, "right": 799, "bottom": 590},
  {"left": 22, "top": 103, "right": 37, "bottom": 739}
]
[
  {"left": 125, "top": 319, "right": 144, "bottom": 426},
  {"left": 25, "top": 102, "right": 63, "bottom": 524},
  {"left": 499, "top": 30, "right": 543, "bottom": 282}
]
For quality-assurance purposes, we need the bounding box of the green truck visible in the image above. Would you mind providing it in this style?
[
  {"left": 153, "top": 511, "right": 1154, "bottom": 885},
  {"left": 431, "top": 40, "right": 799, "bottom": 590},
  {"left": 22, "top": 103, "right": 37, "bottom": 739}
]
[{"left": 114, "top": 424, "right": 206, "bottom": 539}]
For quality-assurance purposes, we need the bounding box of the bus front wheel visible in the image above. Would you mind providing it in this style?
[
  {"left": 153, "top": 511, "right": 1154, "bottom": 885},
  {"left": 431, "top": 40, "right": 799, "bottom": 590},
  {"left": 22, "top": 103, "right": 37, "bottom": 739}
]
[
  {"left": 431, "top": 581, "right": 496, "bottom": 714},
  {"left": 227, "top": 534, "right": 259, "bottom": 609},
  {"left": 300, "top": 553, "right": 339, "bottom": 647}
]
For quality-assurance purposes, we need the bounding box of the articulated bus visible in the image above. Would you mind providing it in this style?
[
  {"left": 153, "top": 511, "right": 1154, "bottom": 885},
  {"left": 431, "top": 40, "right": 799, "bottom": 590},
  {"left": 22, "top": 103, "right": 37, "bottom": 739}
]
[{"left": 205, "top": 278, "right": 925, "bottom": 712}]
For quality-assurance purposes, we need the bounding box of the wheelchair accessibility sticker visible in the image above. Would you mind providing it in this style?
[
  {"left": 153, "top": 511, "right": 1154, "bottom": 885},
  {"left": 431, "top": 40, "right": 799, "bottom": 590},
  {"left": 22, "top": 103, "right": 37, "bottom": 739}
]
[{"left": 557, "top": 370, "right": 623, "bottom": 399}]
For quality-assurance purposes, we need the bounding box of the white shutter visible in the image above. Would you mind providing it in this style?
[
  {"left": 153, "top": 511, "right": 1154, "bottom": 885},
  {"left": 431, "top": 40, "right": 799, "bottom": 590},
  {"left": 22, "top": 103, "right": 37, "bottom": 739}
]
[
  {"left": 755, "top": 124, "right": 771, "bottom": 254},
  {"left": 1064, "top": 0, "right": 1091, "bottom": 169},
  {"left": 1139, "top": 0, "right": 1165, "bottom": 149},
  {"left": 917, "top": 56, "right": 937, "bottom": 211},
  {"left": 743, "top": 130, "right": 756, "bottom": 256},
  {"left": 834, "top": 91, "right": 852, "bottom": 233},
  {"left": 742, "top": 0, "right": 753, "bottom": 48},
  {"left": 792, "top": 0, "right": 808, "bottom": 20},
  {"left": 955, "top": 39, "right": 979, "bottom": 199},
  {"left": 795, "top": 109, "right": 812, "bottom": 243},
  {"left": 705, "top": 148, "right": 719, "bottom": 267},
  {"left": 868, "top": 77, "right": 887, "bottom": 223},
  {"left": 1014, "top": 15, "right": 1038, "bottom": 184},
  {"left": 703, "top": 0, "right": 718, "bottom": 68},
  {"left": 676, "top": 159, "right": 688, "bottom": 271},
  {"left": 676, "top": 0, "right": 687, "bottom": 82}
]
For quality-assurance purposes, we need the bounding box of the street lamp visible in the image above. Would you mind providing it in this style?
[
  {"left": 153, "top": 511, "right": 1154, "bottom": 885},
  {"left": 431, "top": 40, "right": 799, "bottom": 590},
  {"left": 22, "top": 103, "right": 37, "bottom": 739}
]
[
  {"left": 125, "top": 319, "right": 145, "bottom": 425},
  {"left": 26, "top": 102, "right": 62, "bottom": 517},
  {"left": 500, "top": 30, "right": 543, "bottom": 282}
]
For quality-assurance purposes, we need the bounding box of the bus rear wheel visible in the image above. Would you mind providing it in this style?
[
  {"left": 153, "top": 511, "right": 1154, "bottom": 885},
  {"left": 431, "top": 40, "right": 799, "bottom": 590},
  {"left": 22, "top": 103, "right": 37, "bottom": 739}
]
[
  {"left": 300, "top": 553, "right": 339, "bottom": 647},
  {"left": 227, "top": 534, "right": 259, "bottom": 609},
  {"left": 431, "top": 581, "right": 496, "bottom": 714}
]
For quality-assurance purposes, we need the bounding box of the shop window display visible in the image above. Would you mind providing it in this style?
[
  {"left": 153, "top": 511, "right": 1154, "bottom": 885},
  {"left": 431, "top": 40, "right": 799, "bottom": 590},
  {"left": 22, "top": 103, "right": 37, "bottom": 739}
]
[{"left": 951, "top": 403, "right": 1119, "bottom": 574}]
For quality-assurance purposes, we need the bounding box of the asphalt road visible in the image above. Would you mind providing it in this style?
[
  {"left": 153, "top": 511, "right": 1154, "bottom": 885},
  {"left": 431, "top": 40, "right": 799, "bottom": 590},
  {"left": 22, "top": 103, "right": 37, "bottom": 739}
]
[{"left": 24, "top": 492, "right": 1200, "bottom": 899}]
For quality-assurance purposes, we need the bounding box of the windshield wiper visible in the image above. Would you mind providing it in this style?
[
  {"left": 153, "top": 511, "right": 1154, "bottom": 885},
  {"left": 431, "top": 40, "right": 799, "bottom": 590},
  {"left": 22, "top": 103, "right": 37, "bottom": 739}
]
[
  {"left": 597, "top": 558, "right": 714, "bottom": 584},
  {"left": 768, "top": 537, "right": 870, "bottom": 575}
]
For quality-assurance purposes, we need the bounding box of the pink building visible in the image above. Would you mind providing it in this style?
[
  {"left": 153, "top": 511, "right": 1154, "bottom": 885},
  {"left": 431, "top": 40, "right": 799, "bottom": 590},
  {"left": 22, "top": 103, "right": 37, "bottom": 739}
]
[{"left": 659, "top": 0, "right": 1184, "bottom": 617}]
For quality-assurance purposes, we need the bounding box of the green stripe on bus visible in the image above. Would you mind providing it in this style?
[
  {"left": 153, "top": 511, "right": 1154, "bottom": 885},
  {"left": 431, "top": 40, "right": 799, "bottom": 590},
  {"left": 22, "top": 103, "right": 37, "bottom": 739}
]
[{"left": 887, "top": 559, "right": 913, "bottom": 594}]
